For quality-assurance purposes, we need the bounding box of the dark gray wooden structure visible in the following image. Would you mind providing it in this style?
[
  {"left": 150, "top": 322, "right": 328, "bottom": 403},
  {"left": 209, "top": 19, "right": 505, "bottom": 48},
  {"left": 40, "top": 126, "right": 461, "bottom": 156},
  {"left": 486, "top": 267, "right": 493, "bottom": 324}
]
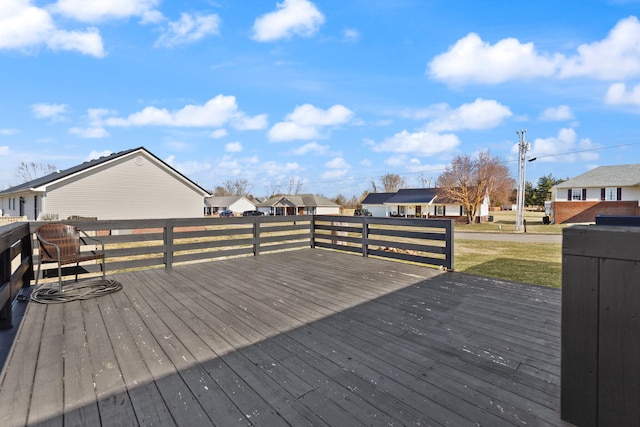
[{"left": 562, "top": 225, "right": 640, "bottom": 426}]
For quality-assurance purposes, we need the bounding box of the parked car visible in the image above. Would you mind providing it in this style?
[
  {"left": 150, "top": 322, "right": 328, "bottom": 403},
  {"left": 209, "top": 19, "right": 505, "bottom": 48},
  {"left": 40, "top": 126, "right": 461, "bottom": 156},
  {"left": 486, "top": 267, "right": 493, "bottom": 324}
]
[
  {"left": 219, "top": 209, "right": 233, "bottom": 217},
  {"left": 354, "top": 209, "right": 372, "bottom": 216},
  {"left": 242, "top": 210, "right": 264, "bottom": 216}
]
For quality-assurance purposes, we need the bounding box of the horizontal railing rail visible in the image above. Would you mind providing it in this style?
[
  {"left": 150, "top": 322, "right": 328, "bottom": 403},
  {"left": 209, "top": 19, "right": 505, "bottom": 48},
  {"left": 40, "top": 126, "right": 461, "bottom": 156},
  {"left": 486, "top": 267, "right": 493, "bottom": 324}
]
[{"left": 312, "top": 215, "right": 454, "bottom": 270}]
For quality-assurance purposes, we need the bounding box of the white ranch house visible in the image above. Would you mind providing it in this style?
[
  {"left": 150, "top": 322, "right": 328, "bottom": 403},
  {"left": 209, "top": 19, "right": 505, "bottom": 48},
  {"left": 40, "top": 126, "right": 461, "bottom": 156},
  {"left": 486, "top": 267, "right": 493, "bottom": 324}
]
[
  {"left": 204, "top": 196, "right": 256, "bottom": 216},
  {"left": 362, "top": 188, "right": 489, "bottom": 221},
  {"left": 256, "top": 194, "right": 341, "bottom": 216},
  {"left": 0, "top": 147, "right": 209, "bottom": 221}
]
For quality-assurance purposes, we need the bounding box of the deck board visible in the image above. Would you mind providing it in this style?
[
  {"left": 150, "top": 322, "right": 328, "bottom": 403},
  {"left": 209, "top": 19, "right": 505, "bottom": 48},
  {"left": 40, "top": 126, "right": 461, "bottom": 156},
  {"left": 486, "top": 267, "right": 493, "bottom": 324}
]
[{"left": 0, "top": 248, "right": 569, "bottom": 426}]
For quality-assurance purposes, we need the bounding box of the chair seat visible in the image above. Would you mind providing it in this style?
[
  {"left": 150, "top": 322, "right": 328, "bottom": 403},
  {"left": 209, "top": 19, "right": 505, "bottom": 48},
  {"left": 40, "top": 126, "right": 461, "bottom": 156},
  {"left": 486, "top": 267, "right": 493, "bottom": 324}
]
[{"left": 42, "top": 253, "right": 105, "bottom": 265}]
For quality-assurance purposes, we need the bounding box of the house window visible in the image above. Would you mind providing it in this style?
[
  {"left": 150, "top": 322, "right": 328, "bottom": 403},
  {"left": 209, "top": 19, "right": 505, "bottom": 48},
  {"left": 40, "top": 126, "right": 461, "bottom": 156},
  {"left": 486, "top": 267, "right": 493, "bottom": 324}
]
[
  {"left": 571, "top": 189, "right": 584, "bottom": 201},
  {"left": 397, "top": 206, "right": 406, "bottom": 216},
  {"left": 435, "top": 206, "right": 444, "bottom": 216},
  {"left": 602, "top": 187, "right": 622, "bottom": 201}
]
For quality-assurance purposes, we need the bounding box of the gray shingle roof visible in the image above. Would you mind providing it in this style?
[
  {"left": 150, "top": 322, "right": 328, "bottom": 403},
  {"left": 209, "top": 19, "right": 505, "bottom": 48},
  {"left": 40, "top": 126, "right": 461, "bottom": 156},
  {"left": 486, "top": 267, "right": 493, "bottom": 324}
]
[
  {"left": 384, "top": 188, "right": 439, "bottom": 204},
  {"left": 554, "top": 164, "right": 640, "bottom": 189},
  {"left": 361, "top": 192, "right": 395, "bottom": 204},
  {"left": 256, "top": 194, "right": 339, "bottom": 207}
]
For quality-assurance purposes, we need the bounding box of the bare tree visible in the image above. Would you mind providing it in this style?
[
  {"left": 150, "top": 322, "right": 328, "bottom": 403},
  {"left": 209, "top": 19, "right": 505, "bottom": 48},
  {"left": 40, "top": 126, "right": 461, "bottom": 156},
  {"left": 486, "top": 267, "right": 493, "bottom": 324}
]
[
  {"left": 436, "top": 151, "right": 514, "bottom": 223},
  {"left": 380, "top": 173, "right": 405, "bottom": 192},
  {"left": 16, "top": 161, "right": 57, "bottom": 182},
  {"left": 418, "top": 173, "right": 433, "bottom": 188},
  {"left": 223, "top": 178, "right": 252, "bottom": 196},
  {"left": 285, "top": 176, "right": 304, "bottom": 195}
]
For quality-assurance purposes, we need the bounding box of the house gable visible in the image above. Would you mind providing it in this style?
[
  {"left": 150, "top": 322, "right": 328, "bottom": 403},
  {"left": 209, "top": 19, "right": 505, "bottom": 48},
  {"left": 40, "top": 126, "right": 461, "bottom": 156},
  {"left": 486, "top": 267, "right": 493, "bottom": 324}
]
[{"left": 1, "top": 147, "right": 209, "bottom": 220}]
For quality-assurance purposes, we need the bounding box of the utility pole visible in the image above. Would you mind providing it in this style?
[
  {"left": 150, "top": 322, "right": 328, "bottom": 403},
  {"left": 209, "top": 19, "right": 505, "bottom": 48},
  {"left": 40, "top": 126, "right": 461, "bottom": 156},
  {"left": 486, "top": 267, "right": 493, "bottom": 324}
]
[{"left": 515, "top": 130, "right": 530, "bottom": 231}]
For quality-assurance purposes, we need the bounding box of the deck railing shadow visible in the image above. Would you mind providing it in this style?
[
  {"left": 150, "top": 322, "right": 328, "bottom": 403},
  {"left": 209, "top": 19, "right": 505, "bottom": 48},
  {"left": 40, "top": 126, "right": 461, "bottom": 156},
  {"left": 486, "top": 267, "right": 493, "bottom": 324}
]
[{"left": 11, "top": 262, "right": 562, "bottom": 426}]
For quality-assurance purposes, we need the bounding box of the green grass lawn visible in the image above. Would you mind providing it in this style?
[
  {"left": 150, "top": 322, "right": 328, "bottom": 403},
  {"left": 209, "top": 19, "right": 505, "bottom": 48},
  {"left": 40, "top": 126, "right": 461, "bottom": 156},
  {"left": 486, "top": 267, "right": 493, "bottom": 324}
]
[{"left": 454, "top": 239, "right": 562, "bottom": 288}]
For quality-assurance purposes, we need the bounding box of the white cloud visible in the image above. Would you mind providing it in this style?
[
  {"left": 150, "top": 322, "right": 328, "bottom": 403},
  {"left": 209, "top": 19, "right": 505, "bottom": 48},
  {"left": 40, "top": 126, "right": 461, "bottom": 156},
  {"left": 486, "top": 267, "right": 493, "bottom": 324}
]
[
  {"left": 233, "top": 113, "right": 268, "bottom": 131},
  {"left": 428, "top": 16, "right": 640, "bottom": 85},
  {"left": 69, "top": 126, "right": 109, "bottom": 138},
  {"left": 539, "top": 105, "right": 575, "bottom": 121},
  {"left": 527, "top": 128, "right": 599, "bottom": 162},
  {"left": 165, "top": 154, "right": 212, "bottom": 177},
  {"left": 0, "top": 129, "right": 18, "bottom": 135},
  {"left": 50, "top": 0, "right": 162, "bottom": 24},
  {"left": 86, "top": 150, "right": 112, "bottom": 161},
  {"left": 210, "top": 129, "right": 228, "bottom": 139},
  {"left": 0, "top": 146, "right": 9, "bottom": 155},
  {"left": 372, "top": 130, "right": 460, "bottom": 156},
  {"left": 0, "top": 0, "right": 105, "bottom": 57},
  {"left": 325, "top": 157, "right": 350, "bottom": 169},
  {"left": 105, "top": 95, "right": 264, "bottom": 129},
  {"left": 68, "top": 107, "right": 113, "bottom": 138},
  {"left": 31, "top": 103, "right": 68, "bottom": 121},
  {"left": 268, "top": 104, "right": 353, "bottom": 142},
  {"left": 252, "top": 0, "right": 324, "bottom": 42},
  {"left": 225, "top": 142, "right": 243, "bottom": 152},
  {"left": 291, "top": 142, "right": 330, "bottom": 155},
  {"left": 425, "top": 98, "right": 512, "bottom": 132},
  {"left": 343, "top": 28, "right": 359, "bottom": 43},
  {"left": 605, "top": 82, "right": 640, "bottom": 105},
  {"left": 155, "top": 13, "right": 220, "bottom": 48},
  {"left": 321, "top": 156, "right": 350, "bottom": 180},
  {"left": 428, "top": 32, "right": 559, "bottom": 84},
  {"left": 560, "top": 16, "right": 640, "bottom": 80}
]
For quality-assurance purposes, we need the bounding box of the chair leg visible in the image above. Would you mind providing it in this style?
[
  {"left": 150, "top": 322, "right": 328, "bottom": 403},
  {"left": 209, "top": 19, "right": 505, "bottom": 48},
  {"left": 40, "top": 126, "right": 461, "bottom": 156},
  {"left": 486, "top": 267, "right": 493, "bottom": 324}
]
[
  {"left": 35, "top": 260, "right": 42, "bottom": 290},
  {"left": 57, "top": 263, "right": 62, "bottom": 293}
]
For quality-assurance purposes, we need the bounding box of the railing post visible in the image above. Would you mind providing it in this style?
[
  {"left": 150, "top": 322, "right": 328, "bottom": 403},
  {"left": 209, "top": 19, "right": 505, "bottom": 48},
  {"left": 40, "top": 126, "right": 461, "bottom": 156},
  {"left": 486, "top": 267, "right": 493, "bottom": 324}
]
[
  {"left": 22, "top": 232, "right": 33, "bottom": 286},
  {"left": 445, "top": 220, "right": 454, "bottom": 270},
  {"left": 253, "top": 217, "right": 260, "bottom": 256},
  {"left": 310, "top": 215, "right": 316, "bottom": 248},
  {"left": 164, "top": 220, "right": 174, "bottom": 269},
  {"left": 361, "top": 216, "right": 368, "bottom": 258},
  {"left": 0, "top": 245, "right": 12, "bottom": 330}
]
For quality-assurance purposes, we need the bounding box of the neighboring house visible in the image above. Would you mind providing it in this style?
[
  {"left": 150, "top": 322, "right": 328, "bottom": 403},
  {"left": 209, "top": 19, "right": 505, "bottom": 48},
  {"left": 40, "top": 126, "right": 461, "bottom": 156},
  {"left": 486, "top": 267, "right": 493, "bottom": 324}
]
[
  {"left": 0, "top": 147, "right": 210, "bottom": 220},
  {"left": 256, "top": 194, "right": 341, "bottom": 216},
  {"left": 551, "top": 164, "right": 640, "bottom": 223},
  {"left": 204, "top": 196, "right": 255, "bottom": 215},
  {"left": 361, "top": 188, "right": 490, "bottom": 221}
]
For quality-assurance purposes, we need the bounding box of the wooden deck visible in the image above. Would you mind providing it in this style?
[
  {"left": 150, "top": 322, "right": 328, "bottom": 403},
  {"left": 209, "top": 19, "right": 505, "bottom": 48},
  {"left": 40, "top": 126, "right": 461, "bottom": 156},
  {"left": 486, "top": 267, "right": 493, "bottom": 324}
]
[{"left": 0, "top": 249, "right": 568, "bottom": 426}]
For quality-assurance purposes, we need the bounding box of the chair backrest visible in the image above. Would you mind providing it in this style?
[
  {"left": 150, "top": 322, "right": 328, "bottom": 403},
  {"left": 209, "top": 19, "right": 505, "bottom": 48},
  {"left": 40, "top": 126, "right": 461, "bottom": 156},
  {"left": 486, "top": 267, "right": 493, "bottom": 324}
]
[{"left": 37, "top": 223, "right": 81, "bottom": 262}]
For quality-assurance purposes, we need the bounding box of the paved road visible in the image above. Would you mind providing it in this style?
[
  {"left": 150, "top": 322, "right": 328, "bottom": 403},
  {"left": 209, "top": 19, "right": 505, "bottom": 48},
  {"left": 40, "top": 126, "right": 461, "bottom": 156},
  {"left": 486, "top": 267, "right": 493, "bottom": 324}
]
[{"left": 454, "top": 231, "right": 562, "bottom": 244}]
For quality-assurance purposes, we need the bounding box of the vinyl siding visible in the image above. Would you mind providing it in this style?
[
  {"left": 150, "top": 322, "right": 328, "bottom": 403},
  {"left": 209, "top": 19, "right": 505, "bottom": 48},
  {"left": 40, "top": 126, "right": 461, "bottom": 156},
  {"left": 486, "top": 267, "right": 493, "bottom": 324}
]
[{"left": 44, "top": 152, "right": 205, "bottom": 220}]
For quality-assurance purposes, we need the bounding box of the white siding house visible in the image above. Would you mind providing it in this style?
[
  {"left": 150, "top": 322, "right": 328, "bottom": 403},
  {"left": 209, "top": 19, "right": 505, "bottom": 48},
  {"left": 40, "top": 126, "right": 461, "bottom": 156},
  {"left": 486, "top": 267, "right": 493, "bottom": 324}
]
[
  {"left": 205, "top": 196, "right": 256, "bottom": 215},
  {"left": 361, "top": 188, "right": 489, "bottom": 221},
  {"left": 0, "top": 147, "right": 210, "bottom": 220}
]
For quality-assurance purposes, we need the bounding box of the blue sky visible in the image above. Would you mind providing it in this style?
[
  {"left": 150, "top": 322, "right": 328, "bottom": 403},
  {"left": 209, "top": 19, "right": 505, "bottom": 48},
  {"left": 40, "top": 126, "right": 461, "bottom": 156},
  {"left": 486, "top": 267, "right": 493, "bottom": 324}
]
[{"left": 2, "top": 0, "right": 640, "bottom": 197}]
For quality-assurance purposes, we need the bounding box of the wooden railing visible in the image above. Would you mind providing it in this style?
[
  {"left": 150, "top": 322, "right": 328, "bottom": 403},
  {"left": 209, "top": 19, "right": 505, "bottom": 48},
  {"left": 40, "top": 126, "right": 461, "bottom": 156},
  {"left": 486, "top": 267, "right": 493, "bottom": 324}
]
[
  {"left": 312, "top": 215, "right": 454, "bottom": 270},
  {"left": 0, "top": 223, "right": 32, "bottom": 330},
  {"left": 0, "top": 215, "right": 454, "bottom": 328}
]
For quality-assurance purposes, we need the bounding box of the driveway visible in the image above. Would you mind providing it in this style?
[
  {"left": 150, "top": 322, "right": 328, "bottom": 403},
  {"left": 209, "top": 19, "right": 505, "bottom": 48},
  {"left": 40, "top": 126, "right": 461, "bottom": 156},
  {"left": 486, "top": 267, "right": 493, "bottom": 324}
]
[{"left": 454, "top": 231, "right": 562, "bottom": 244}]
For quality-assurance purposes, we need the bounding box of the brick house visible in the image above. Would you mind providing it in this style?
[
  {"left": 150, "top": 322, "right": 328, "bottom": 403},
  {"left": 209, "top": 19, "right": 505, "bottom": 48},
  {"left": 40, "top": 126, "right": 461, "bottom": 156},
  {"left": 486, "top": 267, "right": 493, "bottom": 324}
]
[{"left": 551, "top": 164, "right": 640, "bottom": 223}]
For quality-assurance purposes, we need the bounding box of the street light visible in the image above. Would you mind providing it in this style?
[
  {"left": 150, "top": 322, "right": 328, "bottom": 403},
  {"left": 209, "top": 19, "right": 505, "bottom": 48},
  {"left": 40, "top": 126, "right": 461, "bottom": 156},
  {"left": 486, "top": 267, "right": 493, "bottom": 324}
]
[{"left": 515, "top": 130, "right": 530, "bottom": 232}]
